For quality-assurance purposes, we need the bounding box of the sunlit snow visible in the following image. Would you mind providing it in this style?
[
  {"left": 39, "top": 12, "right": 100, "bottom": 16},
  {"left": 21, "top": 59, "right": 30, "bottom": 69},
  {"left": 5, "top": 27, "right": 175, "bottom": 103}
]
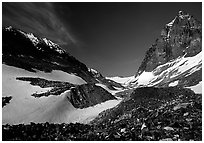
[
  {"left": 106, "top": 76, "right": 135, "bottom": 86},
  {"left": 169, "top": 80, "right": 179, "bottom": 87},
  {"left": 2, "top": 65, "right": 121, "bottom": 124},
  {"left": 186, "top": 82, "right": 202, "bottom": 94},
  {"left": 2, "top": 64, "right": 86, "bottom": 85},
  {"left": 135, "top": 72, "right": 155, "bottom": 85}
]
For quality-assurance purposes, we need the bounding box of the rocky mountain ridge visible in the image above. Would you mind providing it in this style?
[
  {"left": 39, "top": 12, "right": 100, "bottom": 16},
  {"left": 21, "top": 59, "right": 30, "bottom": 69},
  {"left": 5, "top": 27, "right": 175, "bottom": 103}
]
[{"left": 136, "top": 11, "right": 201, "bottom": 76}]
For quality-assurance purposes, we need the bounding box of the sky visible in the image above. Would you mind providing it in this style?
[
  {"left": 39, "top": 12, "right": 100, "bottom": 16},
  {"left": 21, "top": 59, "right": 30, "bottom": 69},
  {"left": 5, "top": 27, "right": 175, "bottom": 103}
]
[{"left": 2, "top": 2, "right": 202, "bottom": 77}]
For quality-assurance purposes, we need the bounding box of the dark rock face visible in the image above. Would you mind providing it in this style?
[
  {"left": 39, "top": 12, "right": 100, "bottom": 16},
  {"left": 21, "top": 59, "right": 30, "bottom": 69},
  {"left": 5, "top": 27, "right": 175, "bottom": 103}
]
[
  {"left": 136, "top": 11, "right": 201, "bottom": 76},
  {"left": 16, "top": 77, "right": 75, "bottom": 98},
  {"left": 15, "top": 77, "right": 116, "bottom": 109},
  {"left": 2, "top": 96, "right": 12, "bottom": 107},
  {"left": 68, "top": 84, "right": 117, "bottom": 109}
]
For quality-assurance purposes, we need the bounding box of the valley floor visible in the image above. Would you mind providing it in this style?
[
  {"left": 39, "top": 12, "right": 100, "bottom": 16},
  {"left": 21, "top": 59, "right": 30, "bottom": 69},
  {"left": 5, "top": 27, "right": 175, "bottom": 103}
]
[{"left": 3, "top": 86, "right": 202, "bottom": 141}]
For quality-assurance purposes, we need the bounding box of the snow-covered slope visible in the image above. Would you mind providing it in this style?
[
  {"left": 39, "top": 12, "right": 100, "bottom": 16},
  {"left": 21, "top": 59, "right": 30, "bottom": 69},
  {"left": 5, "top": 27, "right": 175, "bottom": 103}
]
[
  {"left": 3, "top": 64, "right": 86, "bottom": 85},
  {"left": 2, "top": 65, "right": 121, "bottom": 125},
  {"left": 130, "top": 51, "right": 202, "bottom": 88},
  {"left": 128, "top": 11, "right": 202, "bottom": 92}
]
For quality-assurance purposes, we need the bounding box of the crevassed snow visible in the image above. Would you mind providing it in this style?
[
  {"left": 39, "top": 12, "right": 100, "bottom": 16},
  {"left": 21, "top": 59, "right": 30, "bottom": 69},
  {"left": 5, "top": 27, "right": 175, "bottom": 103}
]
[
  {"left": 95, "top": 83, "right": 125, "bottom": 95},
  {"left": 186, "top": 82, "right": 202, "bottom": 94},
  {"left": 2, "top": 68, "right": 121, "bottom": 124},
  {"left": 106, "top": 76, "right": 135, "bottom": 86},
  {"left": 169, "top": 80, "right": 179, "bottom": 87},
  {"left": 3, "top": 64, "right": 86, "bottom": 85}
]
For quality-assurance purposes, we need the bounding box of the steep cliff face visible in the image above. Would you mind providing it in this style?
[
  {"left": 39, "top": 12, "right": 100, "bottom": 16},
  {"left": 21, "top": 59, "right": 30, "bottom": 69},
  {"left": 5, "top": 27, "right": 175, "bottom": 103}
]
[
  {"left": 136, "top": 11, "right": 201, "bottom": 76},
  {"left": 68, "top": 84, "right": 117, "bottom": 109}
]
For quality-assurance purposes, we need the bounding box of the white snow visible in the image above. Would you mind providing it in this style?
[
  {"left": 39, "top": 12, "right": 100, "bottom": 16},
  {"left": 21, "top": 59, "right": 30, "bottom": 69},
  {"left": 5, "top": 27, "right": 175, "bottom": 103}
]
[
  {"left": 186, "top": 82, "right": 202, "bottom": 94},
  {"left": 42, "top": 38, "right": 64, "bottom": 54},
  {"left": 169, "top": 80, "right": 179, "bottom": 87},
  {"left": 129, "top": 52, "right": 202, "bottom": 87},
  {"left": 88, "top": 68, "right": 98, "bottom": 74},
  {"left": 170, "top": 52, "right": 202, "bottom": 78},
  {"left": 135, "top": 71, "right": 155, "bottom": 86},
  {"left": 43, "top": 38, "right": 58, "bottom": 47},
  {"left": 95, "top": 83, "right": 125, "bottom": 95},
  {"left": 2, "top": 64, "right": 86, "bottom": 85},
  {"left": 149, "top": 52, "right": 202, "bottom": 85},
  {"left": 3, "top": 85, "right": 121, "bottom": 124},
  {"left": 106, "top": 76, "right": 135, "bottom": 86},
  {"left": 5, "top": 26, "right": 13, "bottom": 31},
  {"left": 3, "top": 64, "right": 121, "bottom": 124},
  {"left": 27, "top": 33, "right": 39, "bottom": 46},
  {"left": 166, "top": 17, "right": 176, "bottom": 27}
]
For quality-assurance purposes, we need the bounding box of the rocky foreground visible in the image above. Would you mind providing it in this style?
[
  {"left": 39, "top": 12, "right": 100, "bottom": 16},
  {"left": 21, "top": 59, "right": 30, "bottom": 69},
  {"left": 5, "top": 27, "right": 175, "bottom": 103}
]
[{"left": 2, "top": 87, "right": 202, "bottom": 141}]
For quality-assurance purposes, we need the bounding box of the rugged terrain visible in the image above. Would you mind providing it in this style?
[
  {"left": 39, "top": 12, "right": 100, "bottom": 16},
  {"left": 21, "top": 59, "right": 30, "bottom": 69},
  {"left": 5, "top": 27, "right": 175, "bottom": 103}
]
[{"left": 2, "top": 11, "right": 202, "bottom": 141}]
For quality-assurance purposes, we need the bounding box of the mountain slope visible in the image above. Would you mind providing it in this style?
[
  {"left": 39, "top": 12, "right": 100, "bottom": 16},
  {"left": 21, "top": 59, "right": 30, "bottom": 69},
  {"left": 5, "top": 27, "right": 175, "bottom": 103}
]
[
  {"left": 3, "top": 26, "right": 96, "bottom": 83},
  {"left": 2, "top": 26, "right": 123, "bottom": 125},
  {"left": 129, "top": 11, "right": 201, "bottom": 88}
]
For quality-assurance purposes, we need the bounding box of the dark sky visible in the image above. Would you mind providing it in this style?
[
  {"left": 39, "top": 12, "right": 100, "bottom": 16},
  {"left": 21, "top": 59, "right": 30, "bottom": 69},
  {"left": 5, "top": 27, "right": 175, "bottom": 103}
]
[{"left": 2, "top": 2, "right": 202, "bottom": 76}]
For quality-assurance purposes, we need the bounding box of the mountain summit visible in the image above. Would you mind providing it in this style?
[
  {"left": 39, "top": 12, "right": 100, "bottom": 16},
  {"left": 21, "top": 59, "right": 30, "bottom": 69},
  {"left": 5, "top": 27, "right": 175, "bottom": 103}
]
[{"left": 129, "top": 11, "right": 202, "bottom": 88}]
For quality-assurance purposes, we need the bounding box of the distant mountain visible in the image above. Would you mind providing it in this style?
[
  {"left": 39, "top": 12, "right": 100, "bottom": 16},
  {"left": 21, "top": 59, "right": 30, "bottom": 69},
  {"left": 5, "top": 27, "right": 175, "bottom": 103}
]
[{"left": 129, "top": 11, "right": 202, "bottom": 88}]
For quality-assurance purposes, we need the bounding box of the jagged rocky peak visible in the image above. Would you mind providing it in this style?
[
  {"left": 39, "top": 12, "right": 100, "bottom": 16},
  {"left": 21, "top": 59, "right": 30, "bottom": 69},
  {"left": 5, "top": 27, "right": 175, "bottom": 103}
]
[
  {"left": 136, "top": 11, "right": 201, "bottom": 76},
  {"left": 3, "top": 26, "right": 66, "bottom": 54}
]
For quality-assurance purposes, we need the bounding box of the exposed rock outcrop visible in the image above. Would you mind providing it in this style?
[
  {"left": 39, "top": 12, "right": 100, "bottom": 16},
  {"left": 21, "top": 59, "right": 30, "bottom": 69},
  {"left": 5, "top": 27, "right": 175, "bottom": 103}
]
[{"left": 68, "top": 84, "right": 117, "bottom": 109}]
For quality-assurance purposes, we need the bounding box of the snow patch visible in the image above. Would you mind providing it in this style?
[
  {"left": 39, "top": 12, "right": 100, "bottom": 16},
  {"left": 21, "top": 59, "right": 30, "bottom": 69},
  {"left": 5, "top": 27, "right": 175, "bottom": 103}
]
[
  {"left": 169, "top": 80, "right": 179, "bottom": 87},
  {"left": 42, "top": 38, "right": 64, "bottom": 54},
  {"left": 27, "top": 33, "right": 39, "bottom": 46},
  {"left": 88, "top": 68, "right": 98, "bottom": 74},
  {"left": 3, "top": 64, "right": 86, "bottom": 85},
  {"left": 186, "top": 82, "right": 202, "bottom": 94},
  {"left": 106, "top": 76, "right": 135, "bottom": 86},
  {"left": 136, "top": 72, "right": 155, "bottom": 85},
  {"left": 166, "top": 17, "right": 176, "bottom": 27}
]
